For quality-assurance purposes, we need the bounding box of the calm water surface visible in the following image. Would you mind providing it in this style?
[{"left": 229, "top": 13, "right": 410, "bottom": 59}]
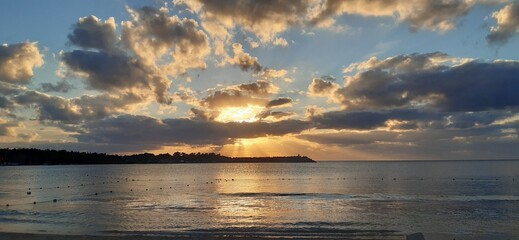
[{"left": 0, "top": 161, "right": 518, "bottom": 239}]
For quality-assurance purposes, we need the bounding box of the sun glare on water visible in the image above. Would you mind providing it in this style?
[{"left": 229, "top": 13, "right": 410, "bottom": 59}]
[{"left": 216, "top": 106, "right": 263, "bottom": 123}]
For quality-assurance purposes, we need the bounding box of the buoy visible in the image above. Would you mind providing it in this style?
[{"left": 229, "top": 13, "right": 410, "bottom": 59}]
[
  {"left": 6, "top": 204, "right": 9, "bottom": 207},
  {"left": 27, "top": 191, "right": 31, "bottom": 195},
  {"left": 33, "top": 201, "right": 36, "bottom": 204},
  {"left": 53, "top": 199, "right": 57, "bottom": 203}
]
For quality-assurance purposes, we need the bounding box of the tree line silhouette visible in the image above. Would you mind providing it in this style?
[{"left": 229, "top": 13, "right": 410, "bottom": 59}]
[{"left": 0, "top": 148, "right": 314, "bottom": 165}]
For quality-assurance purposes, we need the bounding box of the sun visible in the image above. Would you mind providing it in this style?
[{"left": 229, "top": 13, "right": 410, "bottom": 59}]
[{"left": 215, "top": 106, "right": 264, "bottom": 123}]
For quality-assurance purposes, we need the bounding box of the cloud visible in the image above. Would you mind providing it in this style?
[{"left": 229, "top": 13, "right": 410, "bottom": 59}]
[
  {"left": 235, "top": 80, "right": 278, "bottom": 97},
  {"left": 74, "top": 114, "right": 311, "bottom": 151},
  {"left": 266, "top": 97, "right": 292, "bottom": 108},
  {"left": 201, "top": 80, "right": 281, "bottom": 109},
  {"left": 0, "top": 121, "right": 17, "bottom": 137},
  {"left": 309, "top": 105, "right": 516, "bottom": 132},
  {"left": 0, "top": 96, "right": 12, "bottom": 109},
  {"left": 190, "top": 107, "right": 216, "bottom": 121},
  {"left": 13, "top": 90, "right": 143, "bottom": 124},
  {"left": 201, "top": 89, "right": 268, "bottom": 109},
  {"left": 0, "top": 82, "right": 24, "bottom": 111},
  {"left": 272, "top": 37, "right": 289, "bottom": 47},
  {"left": 256, "top": 110, "right": 295, "bottom": 121},
  {"left": 308, "top": 77, "right": 340, "bottom": 97},
  {"left": 40, "top": 80, "right": 75, "bottom": 93},
  {"left": 487, "top": 2, "right": 519, "bottom": 45},
  {"left": 260, "top": 69, "right": 288, "bottom": 80},
  {"left": 61, "top": 50, "right": 172, "bottom": 104},
  {"left": 0, "top": 42, "right": 44, "bottom": 84},
  {"left": 179, "top": 0, "right": 312, "bottom": 43},
  {"left": 63, "top": 7, "right": 213, "bottom": 105},
  {"left": 311, "top": 108, "right": 443, "bottom": 130},
  {"left": 336, "top": 53, "right": 519, "bottom": 112},
  {"left": 224, "top": 43, "right": 263, "bottom": 72},
  {"left": 68, "top": 16, "right": 117, "bottom": 51},
  {"left": 122, "top": 6, "right": 211, "bottom": 75},
  {"left": 311, "top": 0, "right": 489, "bottom": 32},
  {"left": 299, "top": 125, "right": 519, "bottom": 160}
]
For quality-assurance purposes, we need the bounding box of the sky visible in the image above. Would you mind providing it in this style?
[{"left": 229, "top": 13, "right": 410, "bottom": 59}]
[{"left": 1, "top": 0, "right": 519, "bottom": 160}]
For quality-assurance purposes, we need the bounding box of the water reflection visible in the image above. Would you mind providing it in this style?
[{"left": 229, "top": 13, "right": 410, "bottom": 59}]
[{"left": 0, "top": 161, "right": 518, "bottom": 238}]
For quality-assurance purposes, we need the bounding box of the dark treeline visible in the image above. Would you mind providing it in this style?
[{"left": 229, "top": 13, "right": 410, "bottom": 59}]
[{"left": 0, "top": 148, "right": 314, "bottom": 165}]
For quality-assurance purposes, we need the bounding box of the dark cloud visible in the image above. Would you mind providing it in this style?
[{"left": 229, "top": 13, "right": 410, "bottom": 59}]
[
  {"left": 486, "top": 2, "right": 519, "bottom": 45},
  {"left": 74, "top": 114, "right": 312, "bottom": 151},
  {"left": 300, "top": 125, "right": 519, "bottom": 160},
  {"left": 13, "top": 90, "right": 142, "bottom": 123},
  {"left": 308, "top": 78, "right": 339, "bottom": 97},
  {"left": 61, "top": 50, "right": 147, "bottom": 90},
  {"left": 40, "top": 80, "right": 75, "bottom": 93},
  {"left": 0, "top": 42, "right": 43, "bottom": 84},
  {"left": 338, "top": 53, "right": 519, "bottom": 112},
  {"left": 310, "top": 107, "right": 516, "bottom": 131},
  {"left": 266, "top": 97, "right": 292, "bottom": 108},
  {"left": 236, "top": 80, "right": 277, "bottom": 97},
  {"left": 300, "top": 130, "right": 398, "bottom": 147},
  {"left": 256, "top": 110, "right": 295, "bottom": 120},
  {"left": 0, "top": 96, "right": 12, "bottom": 109},
  {"left": 201, "top": 90, "right": 268, "bottom": 109},
  {"left": 0, "top": 121, "right": 17, "bottom": 137},
  {"left": 68, "top": 16, "right": 117, "bottom": 51},
  {"left": 61, "top": 50, "right": 171, "bottom": 104},
  {"left": 311, "top": 109, "right": 441, "bottom": 130},
  {"left": 0, "top": 83, "right": 23, "bottom": 111},
  {"left": 190, "top": 108, "right": 215, "bottom": 121}
]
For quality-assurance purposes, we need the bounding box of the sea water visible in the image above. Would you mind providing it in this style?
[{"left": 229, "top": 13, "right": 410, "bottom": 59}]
[{"left": 0, "top": 161, "right": 518, "bottom": 239}]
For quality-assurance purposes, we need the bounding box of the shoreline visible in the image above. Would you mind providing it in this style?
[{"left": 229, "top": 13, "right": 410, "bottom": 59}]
[
  {"left": 0, "top": 230, "right": 405, "bottom": 240},
  {"left": 1, "top": 231, "right": 511, "bottom": 240}
]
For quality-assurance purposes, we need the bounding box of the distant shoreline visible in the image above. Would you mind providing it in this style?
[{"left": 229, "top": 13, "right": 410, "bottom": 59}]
[{"left": 0, "top": 148, "right": 315, "bottom": 165}]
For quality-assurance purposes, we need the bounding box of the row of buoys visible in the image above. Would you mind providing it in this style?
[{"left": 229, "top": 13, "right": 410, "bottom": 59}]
[
  {"left": 18, "top": 175, "right": 518, "bottom": 198},
  {"left": 4, "top": 174, "right": 517, "bottom": 208}
]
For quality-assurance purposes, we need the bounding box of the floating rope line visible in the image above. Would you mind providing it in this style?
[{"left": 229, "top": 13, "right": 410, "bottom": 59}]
[{"left": 3, "top": 174, "right": 516, "bottom": 208}]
